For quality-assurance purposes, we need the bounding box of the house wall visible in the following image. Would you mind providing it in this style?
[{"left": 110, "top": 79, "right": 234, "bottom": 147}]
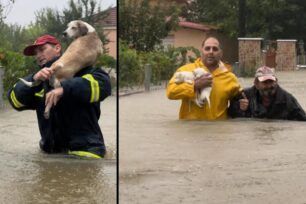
[
  {"left": 104, "top": 27, "right": 117, "bottom": 59},
  {"left": 168, "top": 28, "right": 238, "bottom": 64},
  {"left": 94, "top": 7, "right": 117, "bottom": 60},
  {"left": 172, "top": 27, "right": 208, "bottom": 50}
]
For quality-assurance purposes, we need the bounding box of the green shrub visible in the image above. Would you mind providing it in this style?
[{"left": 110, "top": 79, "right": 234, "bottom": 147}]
[
  {"left": 138, "top": 46, "right": 201, "bottom": 85},
  {"left": 0, "top": 49, "right": 37, "bottom": 96},
  {"left": 96, "top": 54, "right": 116, "bottom": 69},
  {"left": 138, "top": 51, "right": 174, "bottom": 84},
  {"left": 119, "top": 41, "right": 142, "bottom": 87},
  {"left": 119, "top": 40, "right": 201, "bottom": 87}
]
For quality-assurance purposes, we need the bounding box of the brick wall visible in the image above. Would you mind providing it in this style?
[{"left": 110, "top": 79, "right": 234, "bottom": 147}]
[
  {"left": 276, "top": 40, "right": 297, "bottom": 71},
  {"left": 238, "top": 38, "right": 263, "bottom": 75},
  {"left": 238, "top": 38, "right": 297, "bottom": 73}
]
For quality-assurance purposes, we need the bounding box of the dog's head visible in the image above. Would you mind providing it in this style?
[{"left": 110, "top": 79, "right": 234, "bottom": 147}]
[
  {"left": 174, "top": 72, "right": 184, "bottom": 83},
  {"left": 193, "top": 68, "right": 208, "bottom": 79},
  {"left": 63, "top": 20, "right": 95, "bottom": 39},
  {"left": 174, "top": 71, "right": 194, "bottom": 83}
]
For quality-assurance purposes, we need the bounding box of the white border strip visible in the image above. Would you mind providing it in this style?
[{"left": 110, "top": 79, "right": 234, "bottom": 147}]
[
  {"left": 238, "top": 38, "right": 264, "bottom": 41},
  {"left": 276, "top": 39, "right": 297, "bottom": 42}
]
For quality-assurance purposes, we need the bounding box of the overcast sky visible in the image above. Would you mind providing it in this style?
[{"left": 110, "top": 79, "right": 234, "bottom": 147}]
[{"left": 3, "top": 0, "right": 116, "bottom": 26}]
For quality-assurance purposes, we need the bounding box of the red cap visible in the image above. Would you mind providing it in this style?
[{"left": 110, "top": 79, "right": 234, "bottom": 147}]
[{"left": 23, "top": 35, "right": 60, "bottom": 56}]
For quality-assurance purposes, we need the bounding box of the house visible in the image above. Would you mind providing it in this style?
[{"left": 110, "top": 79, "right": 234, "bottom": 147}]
[
  {"left": 94, "top": 7, "right": 117, "bottom": 59},
  {"left": 150, "top": 0, "right": 238, "bottom": 63},
  {"left": 164, "top": 18, "right": 238, "bottom": 64}
]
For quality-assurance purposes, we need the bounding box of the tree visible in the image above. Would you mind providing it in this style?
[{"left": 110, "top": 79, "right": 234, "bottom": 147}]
[
  {"left": 0, "top": 0, "right": 14, "bottom": 24},
  {"left": 0, "top": 0, "right": 15, "bottom": 49},
  {"left": 238, "top": 0, "right": 246, "bottom": 37},
  {"left": 0, "top": 22, "right": 33, "bottom": 52},
  {"left": 181, "top": 0, "right": 238, "bottom": 37},
  {"left": 119, "top": 0, "right": 179, "bottom": 52},
  {"left": 34, "top": 8, "right": 63, "bottom": 38},
  {"left": 34, "top": 0, "right": 110, "bottom": 52},
  {"left": 181, "top": 0, "right": 306, "bottom": 44}
]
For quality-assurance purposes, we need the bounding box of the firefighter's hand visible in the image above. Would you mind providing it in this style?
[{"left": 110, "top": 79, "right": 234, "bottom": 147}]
[
  {"left": 33, "top": 67, "right": 54, "bottom": 82},
  {"left": 45, "top": 87, "right": 64, "bottom": 107}
]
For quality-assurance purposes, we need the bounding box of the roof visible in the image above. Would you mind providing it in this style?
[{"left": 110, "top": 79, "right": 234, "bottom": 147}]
[
  {"left": 94, "top": 7, "right": 116, "bottom": 27},
  {"left": 178, "top": 17, "right": 218, "bottom": 31}
]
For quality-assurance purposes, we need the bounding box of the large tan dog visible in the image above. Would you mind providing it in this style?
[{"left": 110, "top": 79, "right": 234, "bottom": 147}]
[{"left": 20, "top": 20, "right": 103, "bottom": 118}]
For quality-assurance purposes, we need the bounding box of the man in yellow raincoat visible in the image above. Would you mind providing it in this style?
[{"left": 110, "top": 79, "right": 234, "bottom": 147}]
[{"left": 167, "top": 37, "right": 241, "bottom": 120}]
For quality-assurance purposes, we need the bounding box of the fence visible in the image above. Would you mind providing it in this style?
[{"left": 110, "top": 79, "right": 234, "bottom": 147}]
[
  {"left": 297, "top": 55, "right": 306, "bottom": 65},
  {"left": 235, "top": 53, "right": 263, "bottom": 77},
  {"left": 119, "top": 64, "right": 169, "bottom": 96},
  {"left": 238, "top": 38, "right": 303, "bottom": 75}
]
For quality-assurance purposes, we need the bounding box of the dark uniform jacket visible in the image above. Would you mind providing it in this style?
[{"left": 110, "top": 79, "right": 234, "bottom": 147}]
[
  {"left": 7, "top": 57, "right": 112, "bottom": 156},
  {"left": 228, "top": 85, "right": 306, "bottom": 121}
]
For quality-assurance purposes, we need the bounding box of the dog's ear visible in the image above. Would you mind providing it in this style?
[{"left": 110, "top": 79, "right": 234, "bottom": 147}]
[{"left": 78, "top": 22, "right": 88, "bottom": 36}]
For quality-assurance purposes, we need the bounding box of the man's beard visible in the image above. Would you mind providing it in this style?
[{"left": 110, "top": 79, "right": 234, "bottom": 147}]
[
  {"left": 204, "top": 57, "right": 219, "bottom": 68},
  {"left": 259, "top": 86, "right": 277, "bottom": 98}
]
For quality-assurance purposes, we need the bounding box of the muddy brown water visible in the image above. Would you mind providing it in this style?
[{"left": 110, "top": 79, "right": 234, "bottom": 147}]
[
  {"left": 120, "top": 70, "right": 306, "bottom": 204},
  {"left": 0, "top": 96, "right": 116, "bottom": 204}
]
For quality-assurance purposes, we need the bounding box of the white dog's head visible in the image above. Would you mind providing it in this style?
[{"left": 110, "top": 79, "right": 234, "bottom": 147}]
[
  {"left": 63, "top": 20, "right": 96, "bottom": 39},
  {"left": 174, "top": 72, "right": 185, "bottom": 83},
  {"left": 174, "top": 71, "right": 195, "bottom": 84},
  {"left": 193, "top": 68, "right": 209, "bottom": 79}
]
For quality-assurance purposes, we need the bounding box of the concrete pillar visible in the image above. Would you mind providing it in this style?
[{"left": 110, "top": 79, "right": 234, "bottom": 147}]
[
  {"left": 238, "top": 38, "right": 263, "bottom": 76},
  {"left": 298, "top": 40, "right": 305, "bottom": 65},
  {"left": 144, "top": 64, "right": 152, "bottom": 91},
  {"left": 276, "top": 39, "right": 297, "bottom": 71}
]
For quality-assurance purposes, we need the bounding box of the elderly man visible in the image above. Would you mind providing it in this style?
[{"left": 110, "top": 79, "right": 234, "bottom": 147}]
[
  {"left": 167, "top": 36, "right": 241, "bottom": 120},
  {"left": 7, "top": 34, "right": 111, "bottom": 158},
  {"left": 228, "top": 66, "right": 306, "bottom": 121}
]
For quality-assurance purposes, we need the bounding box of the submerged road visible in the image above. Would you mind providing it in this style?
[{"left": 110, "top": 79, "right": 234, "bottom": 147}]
[
  {"left": 0, "top": 96, "right": 116, "bottom": 204},
  {"left": 120, "top": 70, "right": 306, "bottom": 204}
]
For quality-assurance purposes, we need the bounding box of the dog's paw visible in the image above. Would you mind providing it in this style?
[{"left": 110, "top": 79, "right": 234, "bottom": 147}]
[
  {"left": 44, "top": 111, "right": 50, "bottom": 119},
  {"left": 194, "top": 98, "right": 203, "bottom": 108}
]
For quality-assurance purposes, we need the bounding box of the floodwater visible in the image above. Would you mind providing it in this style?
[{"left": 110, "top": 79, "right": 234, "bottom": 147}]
[
  {"left": 0, "top": 96, "right": 116, "bottom": 204},
  {"left": 120, "top": 70, "right": 306, "bottom": 204}
]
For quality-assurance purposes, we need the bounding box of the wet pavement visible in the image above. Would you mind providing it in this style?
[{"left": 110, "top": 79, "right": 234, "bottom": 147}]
[
  {"left": 119, "top": 70, "right": 306, "bottom": 204},
  {"left": 0, "top": 96, "right": 116, "bottom": 204}
]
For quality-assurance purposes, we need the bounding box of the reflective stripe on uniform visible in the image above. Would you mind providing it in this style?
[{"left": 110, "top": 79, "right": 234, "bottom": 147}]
[
  {"left": 10, "top": 90, "right": 25, "bottom": 108},
  {"left": 35, "top": 89, "right": 44, "bottom": 98},
  {"left": 68, "top": 150, "right": 102, "bottom": 159},
  {"left": 82, "top": 74, "right": 100, "bottom": 102}
]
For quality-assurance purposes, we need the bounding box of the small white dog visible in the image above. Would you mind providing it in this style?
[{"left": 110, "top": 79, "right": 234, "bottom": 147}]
[
  {"left": 19, "top": 20, "right": 103, "bottom": 118},
  {"left": 174, "top": 68, "right": 212, "bottom": 108},
  {"left": 193, "top": 68, "right": 212, "bottom": 108},
  {"left": 174, "top": 71, "right": 195, "bottom": 84}
]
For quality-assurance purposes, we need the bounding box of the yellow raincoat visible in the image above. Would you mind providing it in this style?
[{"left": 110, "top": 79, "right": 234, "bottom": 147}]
[{"left": 167, "top": 58, "right": 241, "bottom": 120}]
